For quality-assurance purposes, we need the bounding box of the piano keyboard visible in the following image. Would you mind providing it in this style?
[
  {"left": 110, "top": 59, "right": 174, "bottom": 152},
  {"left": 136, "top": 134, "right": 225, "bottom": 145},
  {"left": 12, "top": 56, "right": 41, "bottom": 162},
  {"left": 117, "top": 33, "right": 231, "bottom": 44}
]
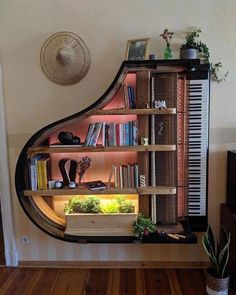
[{"left": 187, "top": 79, "right": 209, "bottom": 216}]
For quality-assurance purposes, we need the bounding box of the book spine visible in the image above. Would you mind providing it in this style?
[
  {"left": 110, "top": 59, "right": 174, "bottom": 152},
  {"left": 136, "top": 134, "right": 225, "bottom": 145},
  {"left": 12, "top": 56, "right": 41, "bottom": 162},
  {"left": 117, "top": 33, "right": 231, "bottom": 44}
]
[
  {"left": 29, "top": 161, "right": 37, "bottom": 191},
  {"left": 119, "top": 166, "right": 123, "bottom": 189},
  {"left": 127, "top": 163, "right": 131, "bottom": 188},
  {"left": 127, "top": 86, "right": 133, "bottom": 109},
  {"left": 126, "top": 123, "right": 130, "bottom": 146},
  {"left": 113, "top": 165, "right": 118, "bottom": 188},
  {"left": 122, "top": 165, "right": 127, "bottom": 188},
  {"left": 102, "top": 122, "right": 106, "bottom": 147},
  {"left": 84, "top": 124, "right": 91, "bottom": 146},
  {"left": 36, "top": 160, "right": 43, "bottom": 190},
  {"left": 87, "top": 123, "right": 96, "bottom": 146},
  {"left": 133, "top": 120, "right": 138, "bottom": 145},
  {"left": 123, "top": 84, "right": 129, "bottom": 108},
  {"left": 105, "top": 123, "right": 109, "bottom": 146},
  {"left": 91, "top": 122, "right": 102, "bottom": 146},
  {"left": 116, "top": 124, "right": 120, "bottom": 146},
  {"left": 119, "top": 123, "right": 123, "bottom": 146},
  {"left": 130, "top": 85, "right": 136, "bottom": 109},
  {"left": 129, "top": 121, "right": 133, "bottom": 146},
  {"left": 134, "top": 163, "right": 139, "bottom": 188}
]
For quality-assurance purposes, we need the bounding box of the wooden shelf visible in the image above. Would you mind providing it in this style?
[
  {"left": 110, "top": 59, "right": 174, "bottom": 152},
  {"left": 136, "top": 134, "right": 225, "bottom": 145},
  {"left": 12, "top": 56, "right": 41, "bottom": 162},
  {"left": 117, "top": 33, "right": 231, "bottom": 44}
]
[
  {"left": 24, "top": 186, "right": 176, "bottom": 196},
  {"left": 91, "top": 108, "right": 176, "bottom": 115},
  {"left": 28, "top": 144, "right": 176, "bottom": 156}
]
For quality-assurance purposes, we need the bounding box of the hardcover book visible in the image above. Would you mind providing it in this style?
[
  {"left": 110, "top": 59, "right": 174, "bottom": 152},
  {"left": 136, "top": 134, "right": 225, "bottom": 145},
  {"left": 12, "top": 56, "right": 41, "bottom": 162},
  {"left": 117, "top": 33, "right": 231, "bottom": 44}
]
[{"left": 85, "top": 180, "right": 107, "bottom": 191}]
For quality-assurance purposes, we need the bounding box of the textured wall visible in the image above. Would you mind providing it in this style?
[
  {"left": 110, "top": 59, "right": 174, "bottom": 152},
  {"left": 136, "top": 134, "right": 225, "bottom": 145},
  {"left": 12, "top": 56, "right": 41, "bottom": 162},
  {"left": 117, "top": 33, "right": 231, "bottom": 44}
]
[{"left": 1, "top": 0, "right": 236, "bottom": 262}]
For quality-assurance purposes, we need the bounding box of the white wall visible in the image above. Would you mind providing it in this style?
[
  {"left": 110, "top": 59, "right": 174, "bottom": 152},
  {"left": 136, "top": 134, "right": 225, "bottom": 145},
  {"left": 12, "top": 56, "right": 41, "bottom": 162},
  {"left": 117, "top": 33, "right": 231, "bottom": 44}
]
[{"left": 1, "top": 0, "right": 236, "bottom": 262}]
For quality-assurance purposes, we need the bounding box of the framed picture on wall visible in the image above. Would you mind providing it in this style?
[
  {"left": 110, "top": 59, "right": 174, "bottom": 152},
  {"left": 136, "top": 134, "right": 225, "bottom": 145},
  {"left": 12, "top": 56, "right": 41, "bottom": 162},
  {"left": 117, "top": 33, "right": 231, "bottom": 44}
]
[{"left": 125, "top": 38, "right": 150, "bottom": 60}]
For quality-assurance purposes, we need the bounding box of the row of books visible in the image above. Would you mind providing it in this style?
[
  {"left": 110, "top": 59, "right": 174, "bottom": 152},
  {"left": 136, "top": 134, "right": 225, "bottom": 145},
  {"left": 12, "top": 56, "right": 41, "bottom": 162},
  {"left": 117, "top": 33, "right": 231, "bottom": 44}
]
[
  {"left": 84, "top": 120, "right": 138, "bottom": 147},
  {"left": 123, "top": 84, "right": 136, "bottom": 109},
  {"left": 29, "top": 156, "right": 50, "bottom": 190},
  {"left": 109, "top": 163, "right": 140, "bottom": 189}
]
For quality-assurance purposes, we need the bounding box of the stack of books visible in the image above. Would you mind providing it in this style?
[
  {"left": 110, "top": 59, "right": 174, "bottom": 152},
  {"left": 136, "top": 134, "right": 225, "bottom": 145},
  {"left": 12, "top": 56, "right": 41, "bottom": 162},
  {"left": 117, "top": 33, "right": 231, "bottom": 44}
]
[
  {"left": 84, "top": 120, "right": 138, "bottom": 147},
  {"left": 123, "top": 84, "right": 136, "bottom": 109},
  {"left": 28, "top": 156, "right": 50, "bottom": 190},
  {"left": 110, "top": 163, "right": 139, "bottom": 189}
]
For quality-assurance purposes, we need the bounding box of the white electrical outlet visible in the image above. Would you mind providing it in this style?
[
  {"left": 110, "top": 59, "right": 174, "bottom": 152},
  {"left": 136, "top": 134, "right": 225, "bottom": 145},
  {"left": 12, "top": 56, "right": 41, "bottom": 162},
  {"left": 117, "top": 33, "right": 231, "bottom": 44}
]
[{"left": 21, "top": 235, "right": 30, "bottom": 244}]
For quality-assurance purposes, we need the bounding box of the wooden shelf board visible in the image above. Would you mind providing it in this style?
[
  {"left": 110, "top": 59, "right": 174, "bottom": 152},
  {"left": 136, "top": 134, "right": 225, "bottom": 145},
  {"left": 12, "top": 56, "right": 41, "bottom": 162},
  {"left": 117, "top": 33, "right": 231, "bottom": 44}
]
[
  {"left": 24, "top": 186, "right": 176, "bottom": 196},
  {"left": 28, "top": 144, "right": 176, "bottom": 155},
  {"left": 92, "top": 108, "right": 176, "bottom": 115}
]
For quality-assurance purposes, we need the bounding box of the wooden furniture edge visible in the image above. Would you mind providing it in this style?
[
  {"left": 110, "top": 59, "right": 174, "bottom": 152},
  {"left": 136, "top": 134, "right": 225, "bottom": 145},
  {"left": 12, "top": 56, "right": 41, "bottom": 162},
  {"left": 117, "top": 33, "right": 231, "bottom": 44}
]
[
  {"left": 18, "top": 260, "right": 211, "bottom": 268},
  {"left": 24, "top": 186, "right": 177, "bottom": 196},
  {"left": 28, "top": 144, "right": 176, "bottom": 156}
]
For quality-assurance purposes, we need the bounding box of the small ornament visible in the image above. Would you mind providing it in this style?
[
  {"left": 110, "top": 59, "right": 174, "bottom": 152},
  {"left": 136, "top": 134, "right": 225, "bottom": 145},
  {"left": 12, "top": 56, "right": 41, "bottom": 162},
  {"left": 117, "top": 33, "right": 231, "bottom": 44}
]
[
  {"left": 77, "top": 156, "right": 91, "bottom": 185},
  {"left": 149, "top": 54, "right": 157, "bottom": 60},
  {"left": 157, "top": 121, "right": 165, "bottom": 136},
  {"left": 68, "top": 181, "right": 76, "bottom": 189},
  {"left": 139, "top": 175, "right": 146, "bottom": 187},
  {"left": 54, "top": 181, "right": 63, "bottom": 189},
  {"left": 141, "top": 137, "right": 149, "bottom": 146},
  {"left": 154, "top": 100, "right": 166, "bottom": 109}
]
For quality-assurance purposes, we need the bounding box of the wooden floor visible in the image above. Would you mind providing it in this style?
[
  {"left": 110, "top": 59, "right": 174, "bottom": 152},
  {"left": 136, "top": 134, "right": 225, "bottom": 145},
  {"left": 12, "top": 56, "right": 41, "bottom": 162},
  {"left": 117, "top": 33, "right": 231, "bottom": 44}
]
[
  {"left": 0, "top": 267, "right": 216, "bottom": 295},
  {"left": 0, "top": 267, "right": 235, "bottom": 295}
]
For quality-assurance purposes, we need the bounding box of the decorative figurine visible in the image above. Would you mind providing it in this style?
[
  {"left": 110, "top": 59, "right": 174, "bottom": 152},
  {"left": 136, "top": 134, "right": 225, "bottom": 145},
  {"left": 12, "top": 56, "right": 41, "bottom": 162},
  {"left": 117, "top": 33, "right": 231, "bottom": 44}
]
[
  {"left": 141, "top": 137, "right": 149, "bottom": 146},
  {"left": 157, "top": 121, "right": 165, "bottom": 136},
  {"left": 154, "top": 100, "right": 166, "bottom": 109},
  {"left": 77, "top": 156, "right": 91, "bottom": 185}
]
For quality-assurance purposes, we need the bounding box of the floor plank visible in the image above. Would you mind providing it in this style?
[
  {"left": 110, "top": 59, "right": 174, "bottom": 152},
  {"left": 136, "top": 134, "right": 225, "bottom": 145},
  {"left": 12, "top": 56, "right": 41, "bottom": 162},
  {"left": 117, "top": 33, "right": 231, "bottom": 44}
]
[
  {"left": 27, "top": 268, "right": 61, "bottom": 295},
  {"left": 143, "top": 269, "right": 172, "bottom": 295},
  {"left": 85, "top": 269, "right": 110, "bottom": 295},
  {"left": 50, "top": 268, "right": 89, "bottom": 295},
  {"left": 0, "top": 268, "right": 40, "bottom": 295},
  {"left": 119, "top": 269, "right": 136, "bottom": 295},
  {"left": 175, "top": 269, "right": 207, "bottom": 295}
]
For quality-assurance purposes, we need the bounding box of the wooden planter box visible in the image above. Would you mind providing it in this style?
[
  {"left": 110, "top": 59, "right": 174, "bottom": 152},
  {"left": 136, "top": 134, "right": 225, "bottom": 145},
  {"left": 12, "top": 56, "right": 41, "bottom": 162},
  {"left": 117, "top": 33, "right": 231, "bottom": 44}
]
[{"left": 65, "top": 213, "right": 138, "bottom": 236}]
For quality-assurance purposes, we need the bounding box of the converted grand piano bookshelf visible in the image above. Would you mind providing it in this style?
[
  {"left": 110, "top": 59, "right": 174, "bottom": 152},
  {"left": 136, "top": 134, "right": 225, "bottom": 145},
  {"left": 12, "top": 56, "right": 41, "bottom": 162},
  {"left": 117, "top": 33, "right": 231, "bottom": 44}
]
[{"left": 15, "top": 59, "right": 210, "bottom": 243}]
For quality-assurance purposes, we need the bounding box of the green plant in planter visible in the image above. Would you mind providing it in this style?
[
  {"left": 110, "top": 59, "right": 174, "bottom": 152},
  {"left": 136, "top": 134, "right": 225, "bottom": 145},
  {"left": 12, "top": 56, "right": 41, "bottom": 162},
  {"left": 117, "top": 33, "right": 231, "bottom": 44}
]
[
  {"left": 116, "top": 196, "right": 135, "bottom": 213},
  {"left": 64, "top": 196, "right": 82, "bottom": 214},
  {"left": 133, "top": 214, "right": 157, "bottom": 240},
  {"left": 202, "top": 225, "right": 231, "bottom": 278},
  {"left": 81, "top": 196, "right": 101, "bottom": 213},
  {"left": 119, "top": 200, "right": 135, "bottom": 213},
  {"left": 64, "top": 196, "right": 101, "bottom": 214},
  {"left": 65, "top": 196, "right": 135, "bottom": 214},
  {"left": 180, "top": 28, "right": 228, "bottom": 83},
  {"left": 101, "top": 200, "right": 120, "bottom": 213}
]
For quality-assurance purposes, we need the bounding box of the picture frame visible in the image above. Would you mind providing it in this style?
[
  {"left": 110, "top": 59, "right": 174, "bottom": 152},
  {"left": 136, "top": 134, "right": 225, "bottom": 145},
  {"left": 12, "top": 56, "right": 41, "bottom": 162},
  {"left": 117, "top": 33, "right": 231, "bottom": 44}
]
[{"left": 125, "top": 38, "right": 150, "bottom": 61}]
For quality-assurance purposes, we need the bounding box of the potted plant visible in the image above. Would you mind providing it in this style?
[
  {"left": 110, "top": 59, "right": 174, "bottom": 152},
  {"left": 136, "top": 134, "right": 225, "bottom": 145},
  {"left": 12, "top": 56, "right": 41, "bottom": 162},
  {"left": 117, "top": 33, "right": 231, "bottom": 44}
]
[
  {"left": 64, "top": 196, "right": 138, "bottom": 236},
  {"left": 179, "top": 28, "right": 202, "bottom": 59},
  {"left": 160, "top": 29, "right": 174, "bottom": 60},
  {"left": 180, "top": 28, "right": 228, "bottom": 82},
  {"left": 202, "top": 225, "right": 231, "bottom": 295},
  {"left": 133, "top": 214, "right": 157, "bottom": 241}
]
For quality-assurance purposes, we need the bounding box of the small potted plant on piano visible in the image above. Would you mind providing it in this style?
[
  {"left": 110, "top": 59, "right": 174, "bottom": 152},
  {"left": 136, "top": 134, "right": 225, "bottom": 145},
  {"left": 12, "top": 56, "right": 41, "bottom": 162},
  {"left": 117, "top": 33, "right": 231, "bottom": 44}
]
[
  {"left": 179, "top": 28, "right": 202, "bottom": 59},
  {"left": 64, "top": 196, "right": 138, "bottom": 236},
  {"left": 202, "top": 225, "right": 231, "bottom": 295}
]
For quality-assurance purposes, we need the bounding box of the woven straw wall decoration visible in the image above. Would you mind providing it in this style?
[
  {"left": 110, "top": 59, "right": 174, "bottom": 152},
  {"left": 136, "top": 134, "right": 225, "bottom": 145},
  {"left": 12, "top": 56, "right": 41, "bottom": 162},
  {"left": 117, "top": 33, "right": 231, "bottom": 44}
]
[{"left": 40, "top": 31, "right": 90, "bottom": 85}]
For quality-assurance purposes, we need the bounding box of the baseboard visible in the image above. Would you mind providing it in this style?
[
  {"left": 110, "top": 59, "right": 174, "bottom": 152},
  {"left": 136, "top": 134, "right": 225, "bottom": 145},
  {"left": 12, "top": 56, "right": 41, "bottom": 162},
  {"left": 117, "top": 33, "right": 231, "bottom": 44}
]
[{"left": 18, "top": 260, "right": 210, "bottom": 268}]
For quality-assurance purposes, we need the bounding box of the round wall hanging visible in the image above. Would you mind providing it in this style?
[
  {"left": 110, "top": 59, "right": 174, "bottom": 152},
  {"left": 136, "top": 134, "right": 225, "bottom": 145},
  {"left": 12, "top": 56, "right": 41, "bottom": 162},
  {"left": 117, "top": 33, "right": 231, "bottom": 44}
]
[{"left": 40, "top": 31, "right": 90, "bottom": 85}]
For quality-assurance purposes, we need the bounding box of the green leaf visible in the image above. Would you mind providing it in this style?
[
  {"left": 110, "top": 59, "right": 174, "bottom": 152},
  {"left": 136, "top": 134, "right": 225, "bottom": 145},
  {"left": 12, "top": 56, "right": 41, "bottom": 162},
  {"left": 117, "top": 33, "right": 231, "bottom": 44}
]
[{"left": 218, "top": 227, "right": 231, "bottom": 278}]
